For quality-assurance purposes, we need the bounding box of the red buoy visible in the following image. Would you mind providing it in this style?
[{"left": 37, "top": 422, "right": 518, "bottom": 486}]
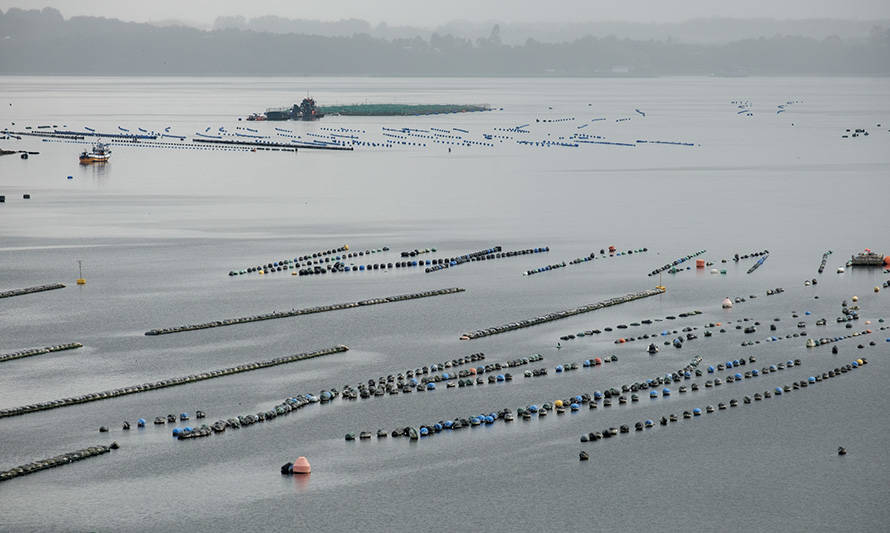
[{"left": 292, "top": 456, "right": 311, "bottom": 474}]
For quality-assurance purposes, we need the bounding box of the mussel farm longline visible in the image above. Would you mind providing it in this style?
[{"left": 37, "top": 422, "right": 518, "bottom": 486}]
[
  {"left": 0, "top": 343, "right": 83, "bottom": 364},
  {"left": 0, "top": 283, "right": 65, "bottom": 299},
  {"left": 144, "top": 287, "right": 465, "bottom": 336},
  {"left": 0, "top": 345, "right": 348, "bottom": 419},
  {"left": 459, "top": 287, "right": 665, "bottom": 340},
  {"left": 0, "top": 443, "right": 119, "bottom": 483}
]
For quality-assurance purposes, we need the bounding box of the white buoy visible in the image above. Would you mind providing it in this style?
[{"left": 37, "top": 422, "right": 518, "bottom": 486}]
[
  {"left": 722, "top": 298, "right": 733, "bottom": 309},
  {"left": 837, "top": 267, "right": 845, "bottom": 273}
]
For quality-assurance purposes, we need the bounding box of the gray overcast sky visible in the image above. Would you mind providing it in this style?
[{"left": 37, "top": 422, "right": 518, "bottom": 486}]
[{"left": 3, "top": 0, "right": 890, "bottom": 25}]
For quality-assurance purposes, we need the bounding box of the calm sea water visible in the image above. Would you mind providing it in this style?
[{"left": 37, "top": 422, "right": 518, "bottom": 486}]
[{"left": 1, "top": 76, "right": 889, "bottom": 532}]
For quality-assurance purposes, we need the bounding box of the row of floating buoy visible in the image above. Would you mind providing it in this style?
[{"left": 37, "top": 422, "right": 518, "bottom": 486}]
[
  {"left": 526, "top": 247, "right": 649, "bottom": 276},
  {"left": 0, "top": 343, "right": 82, "bottom": 364},
  {"left": 806, "top": 328, "right": 874, "bottom": 348},
  {"left": 558, "top": 310, "right": 702, "bottom": 342},
  {"left": 102, "top": 411, "right": 206, "bottom": 433},
  {"left": 648, "top": 250, "right": 707, "bottom": 276},
  {"left": 730, "top": 250, "right": 769, "bottom": 262},
  {"left": 0, "top": 346, "right": 348, "bottom": 419},
  {"left": 400, "top": 248, "right": 435, "bottom": 257},
  {"left": 460, "top": 287, "right": 666, "bottom": 340},
  {"left": 178, "top": 355, "right": 503, "bottom": 441},
  {"left": 579, "top": 359, "right": 868, "bottom": 458},
  {"left": 426, "top": 247, "right": 551, "bottom": 273},
  {"left": 0, "top": 443, "right": 119, "bottom": 483},
  {"left": 366, "top": 357, "right": 716, "bottom": 442},
  {"left": 183, "top": 359, "right": 516, "bottom": 441},
  {"left": 746, "top": 254, "right": 769, "bottom": 274},
  {"left": 293, "top": 248, "right": 545, "bottom": 276},
  {"left": 818, "top": 250, "right": 833, "bottom": 273},
  {"left": 0, "top": 283, "right": 65, "bottom": 299},
  {"left": 144, "top": 288, "right": 465, "bottom": 336},
  {"left": 228, "top": 244, "right": 374, "bottom": 276}
]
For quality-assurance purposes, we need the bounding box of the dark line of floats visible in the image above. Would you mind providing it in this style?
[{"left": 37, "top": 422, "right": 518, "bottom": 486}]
[
  {"left": 578, "top": 359, "right": 868, "bottom": 458},
  {"left": 228, "top": 245, "right": 367, "bottom": 276},
  {"left": 425, "top": 247, "right": 547, "bottom": 273},
  {"left": 648, "top": 250, "right": 707, "bottom": 276},
  {"left": 144, "top": 288, "right": 464, "bottom": 336},
  {"left": 523, "top": 247, "right": 649, "bottom": 276},
  {"left": 0, "top": 442, "right": 119, "bottom": 483},
  {"left": 818, "top": 250, "right": 833, "bottom": 274},
  {"left": 0, "top": 345, "right": 348, "bottom": 419},
  {"left": 460, "top": 287, "right": 665, "bottom": 340},
  {"left": 0, "top": 343, "right": 82, "bottom": 364},
  {"left": 192, "top": 138, "right": 353, "bottom": 151},
  {"left": 0, "top": 283, "right": 65, "bottom": 299}
]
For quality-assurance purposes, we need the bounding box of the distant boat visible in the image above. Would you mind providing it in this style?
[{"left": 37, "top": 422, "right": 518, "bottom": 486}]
[{"left": 79, "top": 141, "right": 111, "bottom": 164}]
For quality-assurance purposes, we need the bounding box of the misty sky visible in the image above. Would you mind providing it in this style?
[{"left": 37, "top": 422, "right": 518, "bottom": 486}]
[{"left": 4, "top": 0, "right": 890, "bottom": 26}]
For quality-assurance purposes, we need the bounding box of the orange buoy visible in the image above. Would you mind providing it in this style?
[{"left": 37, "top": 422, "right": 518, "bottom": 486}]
[
  {"left": 608, "top": 245, "right": 616, "bottom": 253},
  {"left": 696, "top": 259, "right": 705, "bottom": 268},
  {"left": 884, "top": 255, "right": 890, "bottom": 266},
  {"left": 292, "top": 456, "right": 311, "bottom": 474},
  {"left": 618, "top": 338, "right": 626, "bottom": 344}
]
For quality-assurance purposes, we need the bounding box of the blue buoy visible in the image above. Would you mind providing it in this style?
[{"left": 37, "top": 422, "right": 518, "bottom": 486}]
[
  {"left": 484, "top": 416, "right": 494, "bottom": 424},
  {"left": 735, "top": 373, "right": 743, "bottom": 380},
  {"left": 172, "top": 428, "right": 181, "bottom": 436},
  {"left": 555, "top": 365, "right": 563, "bottom": 372},
  {"left": 662, "top": 387, "right": 671, "bottom": 396},
  {"left": 650, "top": 390, "right": 658, "bottom": 398},
  {"left": 693, "top": 408, "right": 702, "bottom": 416},
  {"left": 496, "top": 374, "right": 505, "bottom": 382},
  {"left": 752, "top": 369, "right": 760, "bottom": 376},
  {"left": 433, "top": 423, "right": 443, "bottom": 431},
  {"left": 775, "top": 387, "right": 783, "bottom": 394},
  {"left": 444, "top": 420, "right": 453, "bottom": 429},
  {"left": 708, "top": 366, "right": 715, "bottom": 373},
  {"left": 529, "top": 404, "right": 539, "bottom": 412},
  {"left": 570, "top": 403, "right": 580, "bottom": 411},
  {"left": 427, "top": 382, "right": 436, "bottom": 390},
  {"left": 137, "top": 418, "right": 146, "bottom": 427},
  {"left": 420, "top": 427, "right": 429, "bottom": 436},
  {"left": 808, "top": 376, "right": 816, "bottom": 383},
  {"left": 593, "top": 391, "right": 603, "bottom": 399},
  {"left": 726, "top": 361, "right": 733, "bottom": 369},
  {"left": 442, "top": 372, "right": 450, "bottom": 380}
]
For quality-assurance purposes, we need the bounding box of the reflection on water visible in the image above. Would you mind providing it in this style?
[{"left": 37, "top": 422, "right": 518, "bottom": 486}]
[{"left": 79, "top": 160, "right": 110, "bottom": 185}]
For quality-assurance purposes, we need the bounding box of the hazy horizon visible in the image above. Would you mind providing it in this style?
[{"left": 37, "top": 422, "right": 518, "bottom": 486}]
[{"left": 3, "top": 0, "right": 890, "bottom": 27}]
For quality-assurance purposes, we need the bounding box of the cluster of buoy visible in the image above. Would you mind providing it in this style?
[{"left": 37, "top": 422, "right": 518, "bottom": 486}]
[
  {"left": 228, "top": 245, "right": 393, "bottom": 276},
  {"left": 461, "top": 288, "right": 665, "bottom": 340},
  {"left": 0, "top": 346, "right": 348, "bottom": 419},
  {"left": 280, "top": 457, "right": 311, "bottom": 475},
  {"left": 766, "top": 287, "right": 785, "bottom": 295},
  {"left": 558, "top": 310, "right": 702, "bottom": 342},
  {"left": 648, "top": 251, "right": 706, "bottom": 276},
  {"left": 400, "top": 248, "right": 435, "bottom": 257},
  {"left": 0, "top": 342, "right": 82, "bottom": 364},
  {"left": 0, "top": 283, "right": 65, "bottom": 299},
  {"left": 144, "top": 288, "right": 464, "bottom": 335},
  {"left": 0, "top": 442, "right": 119, "bottom": 483},
  {"left": 579, "top": 359, "right": 868, "bottom": 457},
  {"left": 426, "top": 247, "right": 550, "bottom": 273},
  {"left": 841, "top": 128, "right": 869, "bottom": 139}
]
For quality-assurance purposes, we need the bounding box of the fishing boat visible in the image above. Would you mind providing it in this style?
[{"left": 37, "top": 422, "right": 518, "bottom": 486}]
[{"left": 79, "top": 141, "right": 111, "bottom": 164}]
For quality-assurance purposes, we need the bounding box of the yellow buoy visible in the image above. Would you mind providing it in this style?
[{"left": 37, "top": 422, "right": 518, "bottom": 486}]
[
  {"left": 76, "top": 260, "right": 86, "bottom": 285},
  {"left": 876, "top": 286, "right": 881, "bottom": 293},
  {"left": 343, "top": 244, "right": 349, "bottom": 250}
]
